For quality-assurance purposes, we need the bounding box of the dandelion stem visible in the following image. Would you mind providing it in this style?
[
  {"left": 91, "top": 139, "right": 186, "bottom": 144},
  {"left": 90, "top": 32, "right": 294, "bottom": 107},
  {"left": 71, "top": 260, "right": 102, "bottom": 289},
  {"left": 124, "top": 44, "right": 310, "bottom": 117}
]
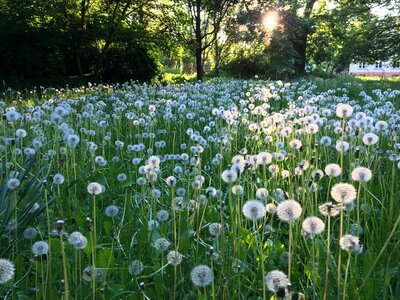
[
  {"left": 343, "top": 252, "right": 351, "bottom": 300},
  {"left": 337, "top": 203, "right": 344, "bottom": 300},
  {"left": 323, "top": 216, "right": 331, "bottom": 300}
]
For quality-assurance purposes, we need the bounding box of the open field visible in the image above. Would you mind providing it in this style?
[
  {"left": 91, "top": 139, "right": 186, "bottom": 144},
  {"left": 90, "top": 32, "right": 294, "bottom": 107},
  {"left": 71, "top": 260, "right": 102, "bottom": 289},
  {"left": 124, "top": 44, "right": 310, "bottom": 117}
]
[{"left": 0, "top": 77, "right": 399, "bottom": 299}]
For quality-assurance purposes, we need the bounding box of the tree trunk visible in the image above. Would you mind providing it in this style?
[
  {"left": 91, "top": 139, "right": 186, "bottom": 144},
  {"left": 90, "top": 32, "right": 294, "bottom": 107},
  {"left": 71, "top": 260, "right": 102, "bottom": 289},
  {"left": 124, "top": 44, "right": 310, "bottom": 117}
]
[
  {"left": 294, "top": 0, "right": 317, "bottom": 76},
  {"left": 294, "top": 35, "right": 307, "bottom": 75},
  {"left": 213, "top": 30, "right": 220, "bottom": 76},
  {"left": 195, "top": 0, "right": 203, "bottom": 81}
]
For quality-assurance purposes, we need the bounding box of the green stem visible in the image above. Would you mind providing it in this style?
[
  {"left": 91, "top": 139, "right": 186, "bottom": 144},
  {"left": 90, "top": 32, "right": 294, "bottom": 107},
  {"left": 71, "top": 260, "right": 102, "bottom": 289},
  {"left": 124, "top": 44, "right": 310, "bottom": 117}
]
[{"left": 343, "top": 253, "right": 351, "bottom": 300}]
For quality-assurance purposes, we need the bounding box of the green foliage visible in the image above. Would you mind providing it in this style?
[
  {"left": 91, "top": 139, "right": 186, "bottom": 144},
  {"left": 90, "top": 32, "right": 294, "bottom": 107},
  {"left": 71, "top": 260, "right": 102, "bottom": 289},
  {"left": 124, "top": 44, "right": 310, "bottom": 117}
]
[{"left": 0, "top": 157, "right": 52, "bottom": 257}]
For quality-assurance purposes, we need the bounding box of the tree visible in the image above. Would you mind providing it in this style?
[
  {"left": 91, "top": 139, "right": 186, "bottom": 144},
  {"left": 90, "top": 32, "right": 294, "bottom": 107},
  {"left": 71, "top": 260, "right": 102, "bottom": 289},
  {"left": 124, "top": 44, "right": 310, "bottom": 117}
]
[{"left": 183, "top": 0, "right": 237, "bottom": 81}]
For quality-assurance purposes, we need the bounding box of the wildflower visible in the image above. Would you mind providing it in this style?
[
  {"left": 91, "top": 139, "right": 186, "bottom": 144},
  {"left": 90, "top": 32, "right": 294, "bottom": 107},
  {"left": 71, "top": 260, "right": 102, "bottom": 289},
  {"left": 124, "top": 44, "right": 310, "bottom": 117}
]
[
  {"left": 312, "top": 169, "right": 324, "bottom": 181},
  {"left": 190, "top": 265, "right": 213, "bottom": 287},
  {"left": 87, "top": 182, "right": 103, "bottom": 195},
  {"left": 336, "top": 140, "right": 350, "bottom": 152},
  {"left": 157, "top": 210, "right": 170, "bottom": 222},
  {"left": 324, "top": 164, "right": 341, "bottom": 177},
  {"left": 242, "top": 200, "right": 266, "bottom": 221},
  {"left": 302, "top": 217, "right": 325, "bottom": 237},
  {"left": 266, "top": 203, "right": 277, "bottom": 213},
  {"left": 15, "top": 129, "right": 27, "bottom": 138},
  {"left": 68, "top": 232, "right": 88, "bottom": 250},
  {"left": 148, "top": 220, "right": 159, "bottom": 231},
  {"left": 258, "top": 152, "right": 272, "bottom": 164},
  {"left": 289, "top": 139, "right": 302, "bottom": 149},
  {"left": 265, "top": 270, "right": 290, "bottom": 293},
  {"left": 176, "top": 187, "right": 186, "bottom": 197},
  {"left": 276, "top": 200, "right": 302, "bottom": 222},
  {"left": 129, "top": 260, "right": 144, "bottom": 276},
  {"left": 154, "top": 238, "right": 171, "bottom": 251},
  {"left": 208, "top": 223, "right": 223, "bottom": 236},
  {"left": 165, "top": 176, "right": 177, "bottom": 186},
  {"left": 340, "top": 234, "right": 363, "bottom": 254},
  {"left": 232, "top": 185, "right": 244, "bottom": 195},
  {"left": 53, "top": 173, "right": 65, "bottom": 185},
  {"left": 7, "top": 178, "right": 20, "bottom": 190},
  {"left": 167, "top": 251, "right": 183, "bottom": 266},
  {"left": 172, "top": 197, "right": 186, "bottom": 211},
  {"left": 205, "top": 187, "right": 217, "bottom": 198},
  {"left": 0, "top": 258, "right": 15, "bottom": 284},
  {"left": 221, "top": 169, "right": 238, "bottom": 183},
  {"left": 331, "top": 183, "right": 357, "bottom": 204},
  {"left": 103, "top": 205, "right": 119, "bottom": 218},
  {"left": 29, "top": 202, "right": 40, "bottom": 214},
  {"left": 320, "top": 136, "right": 332, "bottom": 146},
  {"left": 32, "top": 241, "right": 49, "bottom": 256},
  {"left": 336, "top": 103, "right": 353, "bottom": 118},
  {"left": 66, "top": 134, "right": 80, "bottom": 147},
  {"left": 351, "top": 167, "right": 372, "bottom": 182},
  {"left": 362, "top": 133, "right": 379, "bottom": 146},
  {"left": 83, "top": 266, "right": 105, "bottom": 282},
  {"left": 23, "top": 227, "right": 38, "bottom": 240},
  {"left": 117, "top": 173, "right": 127, "bottom": 182},
  {"left": 256, "top": 188, "right": 269, "bottom": 200}
]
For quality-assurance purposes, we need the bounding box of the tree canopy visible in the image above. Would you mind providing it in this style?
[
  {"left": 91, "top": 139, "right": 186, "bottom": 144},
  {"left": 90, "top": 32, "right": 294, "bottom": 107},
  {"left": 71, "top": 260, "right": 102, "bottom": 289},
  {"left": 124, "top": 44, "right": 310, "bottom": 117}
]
[{"left": 0, "top": 0, "right": 398, "bottom": 86}]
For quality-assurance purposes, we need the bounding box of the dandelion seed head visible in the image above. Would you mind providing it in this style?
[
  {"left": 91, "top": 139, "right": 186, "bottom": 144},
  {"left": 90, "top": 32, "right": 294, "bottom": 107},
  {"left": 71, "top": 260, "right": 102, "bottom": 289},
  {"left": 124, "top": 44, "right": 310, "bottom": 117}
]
[
  {"left": 276, "top": 200, "right": 302, "bottom": 222},
  {"left": 53, "top": 173, "right": 65, "bottom": 185},
  {"left": 154, "top": 238, "right": 171, "bottom": 251},
  {"left": 331, "top": 183, "right": 357, "bottom": 204},
  {"left": 340, "top": 234, "right": 363, "bottom": 254},
  {"left": 82, "top": 266, "right": 105, "bottom": 282},
  {"left": 23, "top": 227, "right": 37, "bottom": 240},
  {"left": 128, "top": 260, "right": 144, "bottom": 276},
  {"left": 336, "top": 103, "right": 353, "bottom": 118},
  {"left": 208, "top": 222, "right": 223, "bottom": 236},
  {"left": 362, "top": 133, "right": 379, "bottom": 146},
  {"left": 0, "top": 258, "right": 15, "bottom": 284},
  {"left": 167, "top": 251, "right": 183, "bottom": 265},
  {"left": 351, "top": 167, "right": 372, "bottom": 182},
  {"left": 221, "top": 169, "right": 238, "bottom": 183},
  {"left": 156, "top": 210, "right": 170, "bottom": 222},
  {"left": 190, "top": 265, "right": 213, "bottom": 287},
  {"left": 68, "top": 232, "right": 88, "bottom": 250},
  {"left": 104, "top": 205, "right": 119, "bottom": 218},
  {"left": 32, "top": 241, "right": 49, "bottom": 256},
  {"left": 302, "top": 216, "right": 325, "bottom": 237},
  {"left": 324, "top": 164, "right": 342, "bottom": 177},
  {"left": 87, "top": 182, "right": 103, "bottom": 195},
  {"left": 265, "top": 270, "right": 289, "bottom": 293},
  {"left": 242, "top": 200, "right": 266, "bottom": 220},
  {"left": 7, "top": 178, "right": 20, "bottom": 190}
]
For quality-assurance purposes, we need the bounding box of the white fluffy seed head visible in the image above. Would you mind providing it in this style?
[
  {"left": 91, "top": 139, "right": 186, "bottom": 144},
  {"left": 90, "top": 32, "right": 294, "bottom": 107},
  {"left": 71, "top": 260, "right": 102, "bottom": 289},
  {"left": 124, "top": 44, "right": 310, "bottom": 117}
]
[
  {"left": 167, "top": 250, "right": 183, "bottom": 265},
  {"left": 336, "top": 103, "right": 353, "bottom": 118},
  {"left": 190, "top": 265, "right": 213, "bottom": 287},
  {"left": 68, "top": 232, "right": 88, "bottom": 250},
  {"left": 87, "top": 182, "right": 103, "bottom": 195},
  {"left": 362, "top": 133, "right": 379, "bottom": 146},
  {"left": 276, "top": 200, "right": 302, "bottom": 222},
  {"left": 324, "top": 164, "right": 342, "bottom": 177},
  {"left": 331, "top": 183, "right": 357, "bottom": 204},
  {"left": 340, "top": 234, "right": 363, "bottom": 254},
  {"left": 242, "top": 200, "right": 266, "bottom": 221},
  {"left": 32, "top": 241, "right": 49, "bottom": 256},
  {"left": 265, "top": 270, "right": 289, "bottom": 293},
  {"left": 351, "top": 167, "right": 372, "bottom": 182},
  {"left": 0, "top": 258, "right": 15, "bottom": 284},
  {"left": 302, "top": 216, "right": 325, "bottom": 237}
]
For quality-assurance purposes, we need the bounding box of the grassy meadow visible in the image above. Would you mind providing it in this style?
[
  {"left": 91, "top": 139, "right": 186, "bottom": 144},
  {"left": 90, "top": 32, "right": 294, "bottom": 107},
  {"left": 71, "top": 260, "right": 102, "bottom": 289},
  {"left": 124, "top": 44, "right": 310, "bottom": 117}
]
[{"left": 0, "top": 76, "right": 399, "bottom": 299}]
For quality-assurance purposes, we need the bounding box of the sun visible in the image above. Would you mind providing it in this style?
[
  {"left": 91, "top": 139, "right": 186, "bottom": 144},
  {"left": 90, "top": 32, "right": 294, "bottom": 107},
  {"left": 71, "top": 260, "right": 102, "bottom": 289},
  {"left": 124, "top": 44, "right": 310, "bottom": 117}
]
[{"left": 263, "top": 11, "right": 278, "bottom": 30}]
